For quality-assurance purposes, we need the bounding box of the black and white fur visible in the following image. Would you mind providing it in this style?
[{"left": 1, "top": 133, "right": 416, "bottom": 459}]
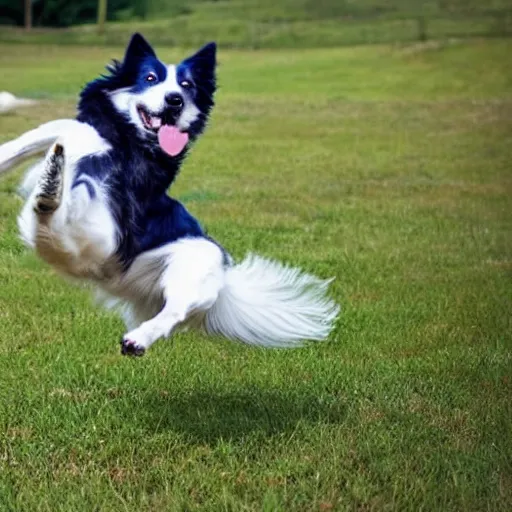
[{"left": 0, "top": 34, "right": 339, "bottom": 356}]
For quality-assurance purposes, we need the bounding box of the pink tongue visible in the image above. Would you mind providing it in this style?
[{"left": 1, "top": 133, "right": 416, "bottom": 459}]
[{"left": 157, "top": 125, "right": 189, "bottom": 157}]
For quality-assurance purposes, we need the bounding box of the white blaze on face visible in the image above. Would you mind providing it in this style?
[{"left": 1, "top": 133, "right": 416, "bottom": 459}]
[
  {"left": 109, "top": 65, "right": 201, "bottom": 133},
  {"left": 135, "top": 65, "right": 179, "bottom": 115}
]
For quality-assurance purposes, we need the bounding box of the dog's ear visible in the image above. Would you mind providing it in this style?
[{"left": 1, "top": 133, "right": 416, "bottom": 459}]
[
  {"left": 123, "top": 33, "right": 156, "bottom": 62},
  {"left": 188, "top": 42, "right": 217, "bottom": 65},
  {"left": 181, "top": 42, "right": 217, "bottom": 83}
]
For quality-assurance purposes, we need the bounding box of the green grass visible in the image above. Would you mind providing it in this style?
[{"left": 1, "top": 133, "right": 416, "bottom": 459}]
[
  {"left": 0, "top": 16, "right": 509, "bottom": 49},
  {"left": 1, "top": 0, "right": 512, "bottom": 48},
  {"left": 0, "top": 38, "right": 511, "bottom": 510}
]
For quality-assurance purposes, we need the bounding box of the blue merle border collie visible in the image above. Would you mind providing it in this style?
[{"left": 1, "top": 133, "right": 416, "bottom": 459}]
[{"left": 0, "top": 33, "right": 339, "bottom": 356}]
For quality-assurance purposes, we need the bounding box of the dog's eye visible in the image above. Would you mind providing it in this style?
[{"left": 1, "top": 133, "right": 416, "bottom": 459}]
[
  {"left": 145, "top": 72, "right": 157, "bottom": 83},
  {"left": 180, "top": 80, "right": 193, "bottom": 90}
]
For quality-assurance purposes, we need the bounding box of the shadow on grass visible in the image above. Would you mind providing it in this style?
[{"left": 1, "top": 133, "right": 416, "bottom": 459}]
[{"left": 133, "top": 387, "right": 347, "bottom": 444}]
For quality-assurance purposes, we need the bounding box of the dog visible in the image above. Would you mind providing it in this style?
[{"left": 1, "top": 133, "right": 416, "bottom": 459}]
[{"left": 0, "top": 33, "right": 339, "bottom": 356}]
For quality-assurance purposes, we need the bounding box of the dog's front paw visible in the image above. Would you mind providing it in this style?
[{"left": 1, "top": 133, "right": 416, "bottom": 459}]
[{"left": 120, "top": 337, "right": 146, "bottom": 357}]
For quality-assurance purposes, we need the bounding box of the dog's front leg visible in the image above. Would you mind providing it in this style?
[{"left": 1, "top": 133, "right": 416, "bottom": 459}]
[
  {"left": 120, "top": 298, "right": 187, "bottom": 356},
  {"left": 120, "top": 238, "right": 225, "bottom": 357}
]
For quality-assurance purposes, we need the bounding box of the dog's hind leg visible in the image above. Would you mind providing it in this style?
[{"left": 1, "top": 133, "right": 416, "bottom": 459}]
[
  {"left": 17, "top": 142, "right": 67, "bottom": 249},
  {"left": 28, "top": 142, "right": 95, "bottom": 227},
  {"left": 120, "top": 238, "right": 225, "bottom": 357},
  {"left": 17, "top": 138, "right": 118, "bottom": 278},
  {"left": 33, "top": 143, "right": 65, "bottom": 215},
  {"left": 18, "top": 141, "right": 85, "bottom": 257}
]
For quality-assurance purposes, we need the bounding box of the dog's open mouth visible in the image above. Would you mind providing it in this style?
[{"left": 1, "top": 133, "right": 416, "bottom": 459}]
[
  {"left": 137, "top": 104, "right": 162, "bottom": 131},
  {"left": 137, "top": 104, "right": 189, "bottom": 157}
]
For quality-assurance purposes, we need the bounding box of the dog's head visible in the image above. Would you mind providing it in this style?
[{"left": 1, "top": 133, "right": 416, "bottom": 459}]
[{"left": 81, "top": 33, "right": 216, "bottom": 158}]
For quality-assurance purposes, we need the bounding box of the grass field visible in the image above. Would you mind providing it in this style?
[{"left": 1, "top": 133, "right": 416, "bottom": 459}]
[
  {"left": 0, "top": 38, "right": 511, "bottom": 510},
  {"left": 1, "top": 0, "right": 511, "bottom": 48}
]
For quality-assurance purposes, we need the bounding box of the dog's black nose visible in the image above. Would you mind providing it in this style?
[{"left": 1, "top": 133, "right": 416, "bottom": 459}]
[{"left": 165, "top": 93, "right": 184, "bottom": 110}]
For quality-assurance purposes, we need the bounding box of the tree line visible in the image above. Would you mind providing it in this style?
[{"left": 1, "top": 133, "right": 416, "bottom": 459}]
[
  {"left": 0, "top": 0, "right": 148, "bottom": 28},
  {"left": 1, "top": 0, "right": 509, "bottom": 29}
]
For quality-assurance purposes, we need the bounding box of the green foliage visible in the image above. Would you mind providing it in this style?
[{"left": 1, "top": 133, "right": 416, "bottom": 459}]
[
  {"left": 132, "top": 0, "right": 149, "bottom": 19},
  {"left": 144, "top": 0, "right": 512, "bottom": 21},
  {"left": 0, "top": 39, "right": 511, "bottom": 510},
  {"left": 0, "top": 0, "right": 511, "bottom": 47},
  {"left": 0, "top": 14, "right": 511, "bottom": 49},
  {"left": 0, "top": 0, "right": 131, "bottom": 27},
  {"left": 1, "top": 0, "right": 512, "bottom": 36}
]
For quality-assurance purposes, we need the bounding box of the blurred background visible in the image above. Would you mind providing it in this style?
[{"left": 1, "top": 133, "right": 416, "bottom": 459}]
[{"left": 1, "top": 0, "right": 511, "bottom": 48}]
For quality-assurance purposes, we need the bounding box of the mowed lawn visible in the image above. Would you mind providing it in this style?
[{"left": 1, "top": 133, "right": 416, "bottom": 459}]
[{"left": 0, "top": 39, "right": 511, "bottom": 510}]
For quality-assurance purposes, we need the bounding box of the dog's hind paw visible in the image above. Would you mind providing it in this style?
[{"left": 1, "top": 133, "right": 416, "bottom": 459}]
[
  {"left": 34, "top": 194, "right": 60, "bottom": 214},
  {"left": 120, "top": 338, "right": 146, "bottom": 357},
  {"left": 34, "top": 143, "right": 65, "bottom": 215}
]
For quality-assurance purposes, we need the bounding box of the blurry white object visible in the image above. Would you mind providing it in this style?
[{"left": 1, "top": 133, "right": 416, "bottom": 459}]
[{"left": 0, "top": 91, "right": 36, "bottom": 113}]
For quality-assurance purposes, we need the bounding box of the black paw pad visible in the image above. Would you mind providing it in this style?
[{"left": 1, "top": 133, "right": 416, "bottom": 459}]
[
  {"left": 120, "top": 338, "right": 146, "bottom": 357},
  {"left": 53, "top": 143, "right": 64, "bottom": 157},
  {"left": 34, "top": 195, "right": 59, "bottom": 214}
]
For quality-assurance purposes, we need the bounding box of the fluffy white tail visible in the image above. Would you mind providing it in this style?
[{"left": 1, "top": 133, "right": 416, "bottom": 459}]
[
  {"left": 204, "top": 255, "right": 339, "bottom": 347},
  {"left": 0, "top": 118, "right": 77, "bottom": 175}
]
